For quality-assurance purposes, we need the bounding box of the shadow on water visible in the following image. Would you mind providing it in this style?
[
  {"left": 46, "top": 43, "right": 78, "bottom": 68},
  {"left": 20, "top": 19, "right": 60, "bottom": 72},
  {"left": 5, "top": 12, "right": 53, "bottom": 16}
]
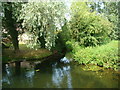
[{"left": 2, "top": 56, "right": 119, "bottom": 88}]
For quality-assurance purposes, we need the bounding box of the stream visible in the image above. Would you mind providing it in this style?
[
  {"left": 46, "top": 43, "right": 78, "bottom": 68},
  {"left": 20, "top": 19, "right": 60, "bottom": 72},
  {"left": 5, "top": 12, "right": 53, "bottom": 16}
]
[{"left": 2, "top": 56, "right": 119, "bottom": 88}]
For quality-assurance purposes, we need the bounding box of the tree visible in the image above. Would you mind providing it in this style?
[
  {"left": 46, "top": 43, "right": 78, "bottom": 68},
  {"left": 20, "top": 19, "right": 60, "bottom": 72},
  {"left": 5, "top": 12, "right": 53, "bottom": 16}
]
[
  {"left": 118, "top": 1, "right": 120, "bottom": 39},
  {"left": 88, "top": 2, "right": 119, "bottom": 40},
  {"left": 2, "top": 2, "right": 23, "bottom": 51},
  {"left": 53, "top": 19, "right": 70, "bottom": 52},
  {"left": 19, "top": 2, "right": 67, "bottom": 50},
  {"left": 69, "top": 2, "right": 113, "bottom": 47},
  {"left": 104, "top": 2, "right": 119, "bottom": 40}
]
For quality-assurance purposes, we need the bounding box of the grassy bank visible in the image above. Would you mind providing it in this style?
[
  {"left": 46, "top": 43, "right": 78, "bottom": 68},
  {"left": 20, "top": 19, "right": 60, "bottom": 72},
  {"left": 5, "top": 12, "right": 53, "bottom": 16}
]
[
  {"left": 2, "top": 44, "right": 52, "bottom": 63},
  {"left": 71, "top": 40, "right": 119, "bottom": 71}
]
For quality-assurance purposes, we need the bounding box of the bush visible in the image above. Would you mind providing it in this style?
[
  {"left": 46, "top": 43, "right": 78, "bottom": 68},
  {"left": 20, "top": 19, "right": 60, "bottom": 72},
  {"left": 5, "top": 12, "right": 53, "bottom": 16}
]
[
  {"left": 73, "top": 40, "right": 119, "bottom": 70},
  {"left": 66, "top": 39, "right": 83, "bottom": 52},
  {"left": 51, "top": 22, "right": 70, "bottom": 53},
  {"left": 70, "top": 2, "right": 113, "bottom": 47}
]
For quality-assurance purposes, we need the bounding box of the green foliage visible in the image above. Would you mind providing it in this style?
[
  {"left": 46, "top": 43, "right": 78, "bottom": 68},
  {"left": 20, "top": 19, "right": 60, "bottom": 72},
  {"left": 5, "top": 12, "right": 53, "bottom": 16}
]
[
  {"left": 70, "top": 2, "right": 113, "bottom": 47},
  {"left": 2, "top": 2, "right": 23, "bottom": 28},
  {"left": 73, "top": 40, "right": 119, "bottom": 70},
  {"left": 66, "top": 39, "right": 81, "bottom": 52},
  {"left": 66, "top": 40, "right": 75, "bottom": 51},
  {"left": 52, "top": 21, "right": 71, "bottom": 52},
  {"left": 19, "top": 2, "right": 67, "bottom": 50},
  {"left": 60, "top": 21, "right": 70, "bottom": 45},
  {"left": 104, "top": 2, "right": 119, "bottom": 40},
  {"left": 2, "top": 2, "right": 24, "bottom": 51},
  {"left": 88, "top": 2, "right": 119, "bottom": 40}
]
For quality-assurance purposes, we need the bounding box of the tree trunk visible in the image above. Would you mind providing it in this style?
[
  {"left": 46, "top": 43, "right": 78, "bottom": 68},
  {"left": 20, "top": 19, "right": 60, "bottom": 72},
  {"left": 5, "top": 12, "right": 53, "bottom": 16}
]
[
  {"left": 9, "top": 28, "right": 19, "bottom": 51},
  {"left": 38, "top": 35, "right": 46, "bottom": 48},
  {"left": 4, "top": 2, "right": 19, "bottom": 51}
]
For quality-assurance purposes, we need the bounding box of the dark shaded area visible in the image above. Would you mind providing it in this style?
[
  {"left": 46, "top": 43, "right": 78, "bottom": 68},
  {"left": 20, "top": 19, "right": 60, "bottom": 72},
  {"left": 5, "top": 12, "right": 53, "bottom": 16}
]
[
  {"left": 35, "top": 52, "right": 65, "bottom": 72},
  {"left": 3, "top": 2, "right": 19, "bottom": 51},
  {"left": 15, "top": 61, "right": 21, "bottom": 74},
  {"left": 2, "top": 43, "right": 9, "bottom": 49}
]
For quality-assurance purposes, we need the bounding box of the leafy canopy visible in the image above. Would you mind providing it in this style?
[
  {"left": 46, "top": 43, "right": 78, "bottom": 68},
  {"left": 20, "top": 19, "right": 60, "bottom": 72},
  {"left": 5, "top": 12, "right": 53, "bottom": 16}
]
[
  {"left": 69, "top": 2, "right": 113, "bottom": 47},
  {"left": 19, "top": 2, "right": 67, "bottom": 50}
]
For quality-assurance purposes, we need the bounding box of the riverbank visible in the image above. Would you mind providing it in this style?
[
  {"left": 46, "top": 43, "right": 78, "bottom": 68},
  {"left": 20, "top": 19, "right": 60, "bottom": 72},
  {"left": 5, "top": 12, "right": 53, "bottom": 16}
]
[
  {"left": 2, "top": 44, "right": 52, "bottom": 63},
  {"left": 68, "top": 40, "right": 119, "bottom": 71}
]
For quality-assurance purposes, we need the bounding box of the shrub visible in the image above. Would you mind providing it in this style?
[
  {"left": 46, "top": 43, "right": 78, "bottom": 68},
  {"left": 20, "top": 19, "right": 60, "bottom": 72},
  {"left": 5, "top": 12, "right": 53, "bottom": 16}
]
[
  {"left": 73, "top": 40, "right": 119, "bottom": 70},
  {"left": 66, "top": 39, "right": 82, "bottom": 52},
  {"left": 70, "top": 2, "right": 113, "bottom": 47}
]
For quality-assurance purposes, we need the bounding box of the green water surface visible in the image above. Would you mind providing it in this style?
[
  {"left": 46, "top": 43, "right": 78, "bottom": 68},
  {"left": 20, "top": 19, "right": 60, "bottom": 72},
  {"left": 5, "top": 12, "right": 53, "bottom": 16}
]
[{"left": 2, "top": 57, "right": 119, "bottom": 88}]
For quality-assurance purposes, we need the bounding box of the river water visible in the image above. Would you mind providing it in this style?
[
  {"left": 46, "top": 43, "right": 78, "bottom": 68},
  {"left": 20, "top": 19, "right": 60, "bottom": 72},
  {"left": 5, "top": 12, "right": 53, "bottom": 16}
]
[{"left": 2, "top": 57, "right": 119, "bottom": 88}]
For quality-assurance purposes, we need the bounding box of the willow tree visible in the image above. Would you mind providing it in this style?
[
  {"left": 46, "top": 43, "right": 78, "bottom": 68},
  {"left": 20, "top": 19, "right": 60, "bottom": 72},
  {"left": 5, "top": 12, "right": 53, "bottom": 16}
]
[{"left": 19, "top": 2, "right": 67, "bottom": 50}]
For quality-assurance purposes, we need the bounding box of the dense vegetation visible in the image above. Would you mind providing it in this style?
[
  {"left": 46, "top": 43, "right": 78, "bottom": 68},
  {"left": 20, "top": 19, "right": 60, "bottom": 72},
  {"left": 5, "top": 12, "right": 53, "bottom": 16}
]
[
  {"left": 2, "top": 1, "right": 119, "bottom": 71},
  {"left": 19, "top": 2, "right": 67, "bottom": 50},
  {"left": 67, "top": 40, "right": 119, "bottom": 70},
  {"left": 63, "top": 2, "right": 119, "bottom": 71},
  {"left": 69, "top": 2, "right": 113, "bottom": 47}
]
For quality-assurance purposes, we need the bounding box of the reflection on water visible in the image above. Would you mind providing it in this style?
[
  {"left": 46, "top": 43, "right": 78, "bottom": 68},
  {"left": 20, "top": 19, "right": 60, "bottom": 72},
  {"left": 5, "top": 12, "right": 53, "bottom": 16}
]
[
  {"left": 2, "top": 57, "right": 119, "bottom": 88},
  {"left": 2, "top": 64, "right": 12, "bottom": 86},
  {"left": 25, "top": 70, "right": 35, "bottom": 87},
  {"left": 60, "top": 57, "right": 70, "bottom": 64},
  {"left": 52, "top": 65, "right": 72, "bottom": 88},
  {"left": 2, "top": 76, "right": 10, "bottom": 85},
  {"left": 5, "top": 64, "right": 12, "bottom": 77}
]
